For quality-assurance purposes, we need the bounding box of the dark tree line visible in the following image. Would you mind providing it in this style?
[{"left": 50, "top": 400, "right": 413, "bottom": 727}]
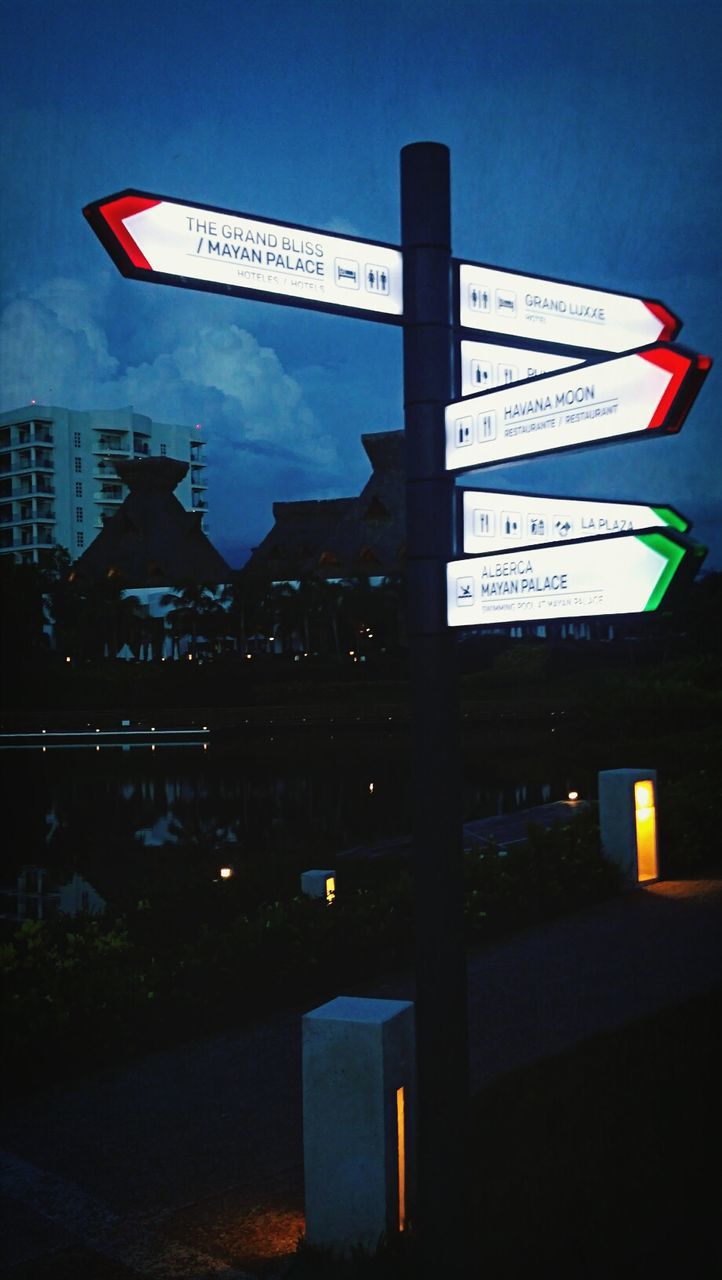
[{"left": 0, "top": 547, "right": 408, "bottom": 665}]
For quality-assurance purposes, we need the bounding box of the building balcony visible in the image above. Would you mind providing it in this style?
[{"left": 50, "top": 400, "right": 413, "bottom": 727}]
[
  {"left": 14, "top": 483, "right": 55, "bottom": 498},
  {"left": 94, "top": 489, "right": 124, "bottom": 503},
  {"left": 93, "top": 434, "right": 129, "bottom": 453}
]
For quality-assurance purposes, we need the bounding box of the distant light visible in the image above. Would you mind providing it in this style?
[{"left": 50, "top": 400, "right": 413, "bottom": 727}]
[
  {"left": 325, "top": 875, "right": 336, "bottom": 904},
  {"left": 368, "top": 782, "right": 375, "bottom": 794},
  {"left": 568, "top": 790, "right": 579, "bottom": 802},
  {"left": 195, "top": 423, "right": 202, "bottom": 430},
  {"left": 65, "top": 656, "right": 71, "bottom": 664},
  {"left": 219, "top": 866, "right": 234, "bottom": 880},
  {"left": 31, "top": 398, "right": 36, "bottom": 404}
]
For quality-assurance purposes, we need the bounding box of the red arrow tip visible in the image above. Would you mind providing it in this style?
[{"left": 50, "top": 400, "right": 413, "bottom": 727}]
[
  {"left": 99, "top": 196, "right": 160, "bottom": 270},
  {"left": 644, "top": 300, "right": 680, "bottom": 341}
]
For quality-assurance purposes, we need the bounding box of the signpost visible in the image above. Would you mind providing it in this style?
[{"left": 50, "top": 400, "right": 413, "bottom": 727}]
[
  {"left": 83, "top": 190, "right": 403, "bottom": 323},
  {"left": 460, "top": 488, "right": 690, "bottom": 556},
  {"left": 457, "top": 259, "right": 680, "bottom": 352},
  {"left": 84, "top": 144, "right": 712, "bottom": 1274},
  {"left": 447, "top": 528, "right": 705, "bottom": 629},
  {"left": 446, "top": 343, "right": 710, "bottom": 473}
]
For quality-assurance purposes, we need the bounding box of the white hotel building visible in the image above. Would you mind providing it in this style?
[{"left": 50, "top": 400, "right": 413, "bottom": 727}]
[{"left": 0, "top": 404, "right": 207, "bottom": 564}]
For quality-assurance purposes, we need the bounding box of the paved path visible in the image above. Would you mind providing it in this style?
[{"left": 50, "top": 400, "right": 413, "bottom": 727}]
[{"left": 1, "top": 877, "right": 720, "bottom": 1278}]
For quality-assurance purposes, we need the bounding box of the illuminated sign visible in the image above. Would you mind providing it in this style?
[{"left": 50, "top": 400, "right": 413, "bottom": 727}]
[
  {"left": 460, "top": 488, "right": 689, "bottom": 555},
  {"left": 446, "top": 530, "right": 704, "bottom": 628},
  {"left": 445, "top": 344, "right": 711, "bottom": 474},
  {"left": 457, "top": 260, "right": 680, "bottom": 353},
  {"left": 459, "top": 339, "right": 582, "bottom": 396},
  {"left": 83, "top": 190, "right": 403, "bottom": 323}
]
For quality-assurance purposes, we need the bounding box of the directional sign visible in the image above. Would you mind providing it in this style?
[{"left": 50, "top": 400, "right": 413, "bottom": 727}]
[
  {"left": 457, "top": 260, "right": 680, "bottom": 353},
  {"left": 446, "top": 343, "right": 711, "bottom": 474},
  {"left": 460, "top": 489, "right": 690, "bottom": 555},
  {"left": 447, "top": 530, "right": 705, "bottom": 628},
  {"left": 460, "top": 338, "right": 582, "bottom": 396},
  {"left": 83, "top": 190, "right": 403, "bottom": 323}
]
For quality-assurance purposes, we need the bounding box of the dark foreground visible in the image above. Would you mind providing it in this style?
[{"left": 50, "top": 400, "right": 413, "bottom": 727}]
[{"left": 1, "top": 877, "right": 720, "bottom": 1279}]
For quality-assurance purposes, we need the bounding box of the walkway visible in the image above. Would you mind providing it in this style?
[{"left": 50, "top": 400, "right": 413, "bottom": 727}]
[{"left": 1, "top": 876, "right": 720, "bottom": 1278}]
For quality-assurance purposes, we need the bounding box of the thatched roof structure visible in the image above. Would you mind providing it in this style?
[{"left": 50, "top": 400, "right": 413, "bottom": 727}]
[
  {"left": 72, "top": 456, "right": 232, "bottom": 587},
  {"left": 244, "top": 430, "right": 406, "bottom": 582}
]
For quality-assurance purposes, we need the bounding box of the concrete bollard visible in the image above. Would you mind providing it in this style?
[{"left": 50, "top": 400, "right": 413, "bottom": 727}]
[
  {"left": 599, "top": 768, "right": 659, "bottom": 886},
  {"left": 300, "top": 869, "right": 336, "bottom": 903},
  {"left": 302, "top": 996, "right": 415, "bottom": 1255}
]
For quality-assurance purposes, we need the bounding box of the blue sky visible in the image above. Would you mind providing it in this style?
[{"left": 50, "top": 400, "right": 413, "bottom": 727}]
[{"left": 1, "top": 0, "right": 720, "bottom": 570}]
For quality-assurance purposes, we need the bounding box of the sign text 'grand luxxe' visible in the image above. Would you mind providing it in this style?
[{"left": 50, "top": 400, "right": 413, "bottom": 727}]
[
  {"left": 83, "top": 190, "right": 404, "bottom": 323},
  {"left": 457, "top": 260, "right": 680, "bottom": 353},
  {"left": 446, "top": 344, "right": 710, "bottom": 473}
]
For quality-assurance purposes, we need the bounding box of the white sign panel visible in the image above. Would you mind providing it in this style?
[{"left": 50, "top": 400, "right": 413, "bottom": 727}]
[
  {"left": 447, "top": 532, "right": 687, "bottom": 628},
  {"left": 85, "top": 191, "right": 403, "bottom": 320},
  {"left": 461, "top": 490, "right": 688, "bottom": 555},
  {"left": 458, "top": 261, "right": 678, "bottom": 353},
  {"left": 445, "top": 346, "right": 693, "bottom": 474},
  {"left": 460, "top": 339, "right": 582, "bottom": 396}
]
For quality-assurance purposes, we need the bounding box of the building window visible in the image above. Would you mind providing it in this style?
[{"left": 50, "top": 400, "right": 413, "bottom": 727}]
[
  {"left": 74, "top": 457, "right": 82, "bottom": 473},
  {"left": 160, "top": 443, "right": 167, "bottom": 456},
  {"left": 76, "top": 532, "right": 84, "bottom": 548},
  {"left": 74, "top": 432, "right": 82, "bottom": 447},
  {"left": 76, "top": 507, "right": 83, "bottom": 523},
  {"left": 75, "top": 481, "right": 83, "bottom": 497}
]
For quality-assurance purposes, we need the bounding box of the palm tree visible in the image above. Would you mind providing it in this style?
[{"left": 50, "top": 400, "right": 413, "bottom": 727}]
[{"left": 160, "top": 582, "right": 226, "bottom": 659}]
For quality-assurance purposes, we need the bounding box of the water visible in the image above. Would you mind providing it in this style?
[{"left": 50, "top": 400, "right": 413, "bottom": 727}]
[{"left": 1, "top": 737, "right": 582, "bottom": 921}]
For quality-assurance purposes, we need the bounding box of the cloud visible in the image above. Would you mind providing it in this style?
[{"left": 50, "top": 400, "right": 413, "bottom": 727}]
[{"left": 0, "top": 275, "right": 341, "bottom": 563}]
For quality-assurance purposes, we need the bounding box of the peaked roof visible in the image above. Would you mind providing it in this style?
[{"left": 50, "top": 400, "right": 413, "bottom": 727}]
[
  {"left": 243, "top": 430, "right": 406, "bottom": 582},
  {"left": 72, "top": 456, "right": 232, "bottom": 587}
]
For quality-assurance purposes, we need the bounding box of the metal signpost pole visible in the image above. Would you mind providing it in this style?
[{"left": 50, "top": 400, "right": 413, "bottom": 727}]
[{"left": 400, "top": 141, "right": 468, "bottom": 1269}]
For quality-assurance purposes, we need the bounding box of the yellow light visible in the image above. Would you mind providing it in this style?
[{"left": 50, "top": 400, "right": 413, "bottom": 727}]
[
  {"left": 568, "top": 790, "right": 579, "bottom": 802},
  {"left": 325, "top": 875, "right": 336, "bottom": 904},
  {"left": 396, "top": 1085, "right": 406, "bottom": 1232},
  {"left": 634, "top": 779, "right": 658, "bottom": 883},
  {"left": 219, "top": 866, "right": 233, "bottom": 880},
  {"left": 65, "top": 656, "right": 71, "bottom": 663},
  {"left": 368, "top": 782, "right": 375, "bottom": 794}
]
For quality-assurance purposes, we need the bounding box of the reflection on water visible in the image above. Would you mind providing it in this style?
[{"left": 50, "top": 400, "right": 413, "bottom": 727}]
[{"left": 1, "top": 742, "right": 582, "bottom": 920}]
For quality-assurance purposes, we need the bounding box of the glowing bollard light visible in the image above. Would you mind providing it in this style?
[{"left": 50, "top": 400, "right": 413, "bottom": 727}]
[
  {"left": 598, "top": 768, "right": 659, "bottom": 886},
  {"left": 301, "top": 869, "right": 336, "bottom": 904},
  {"left": 302, "top": 996, "right": 415, "bottom": 1255}
]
